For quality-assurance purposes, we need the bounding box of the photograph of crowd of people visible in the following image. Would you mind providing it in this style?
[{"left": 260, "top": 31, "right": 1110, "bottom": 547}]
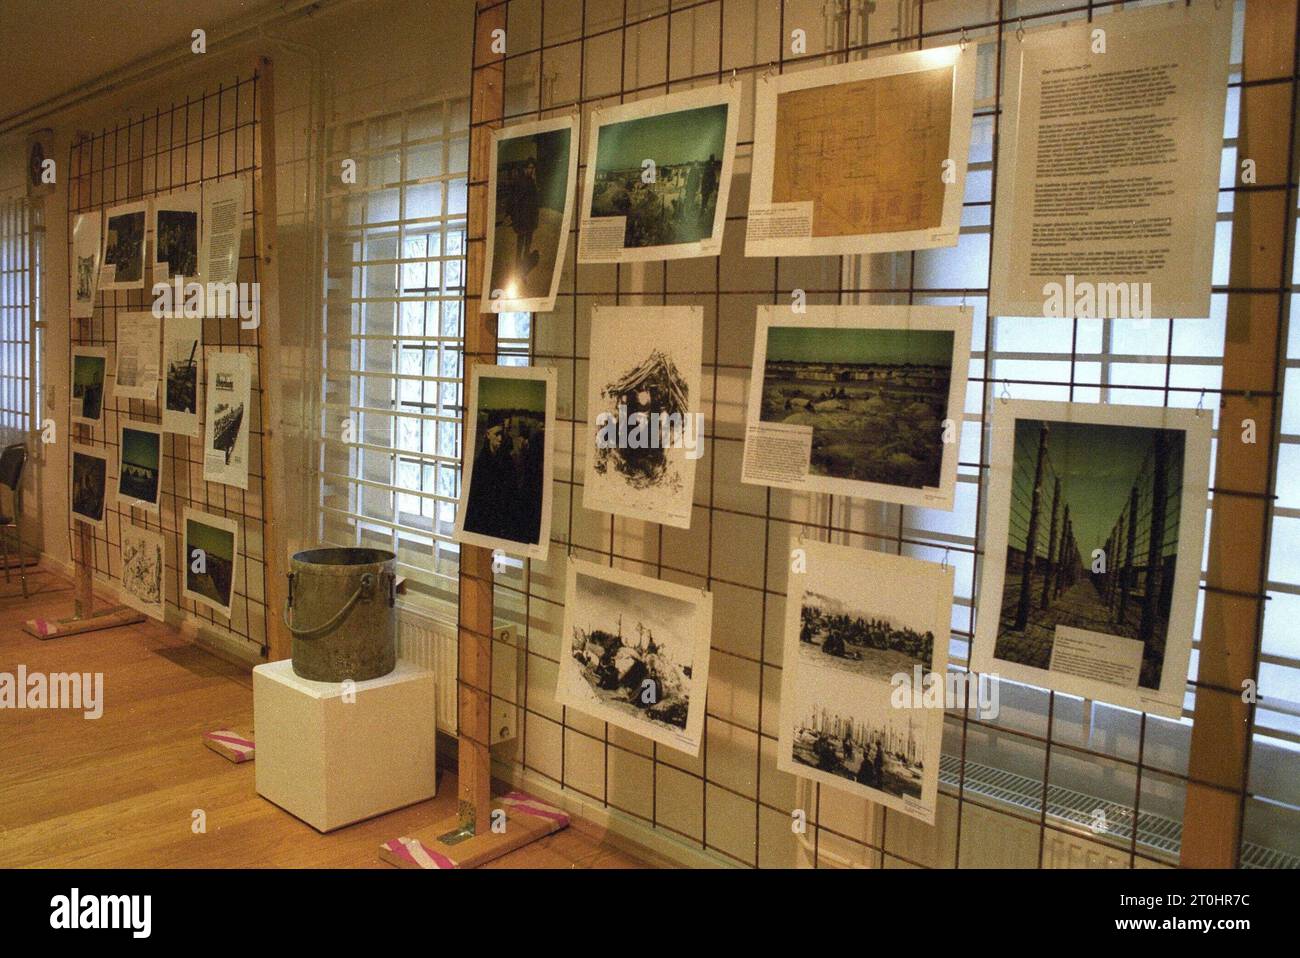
[
  {"left": 155, "top": 192, "right": 200, "bottom": 279},
  {"left": 102, "top": 203, "right": 146, "bottom": 288}
]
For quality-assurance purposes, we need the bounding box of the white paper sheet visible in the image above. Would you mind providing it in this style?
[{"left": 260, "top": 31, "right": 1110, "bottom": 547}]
[
  {"left": 113, "top": 312, "right": 160, "bottom": 401},
  {"left": 582, "top": 306, "right": 703, "bottom": 528},
  {"left": 200, "top": 178, "right": 245, "bottom": 299},
  {"left": 202, "top": 351, "right": 251, "bottom": 490},
  {"left": 121, "top": 522, "right": 166, "bottom": 621},
  {"left": 555, "top": 557, "right": 714, "bottom": 756},
  {"left": 988, "top": 3, "right": 1233, "bottom": 319}
]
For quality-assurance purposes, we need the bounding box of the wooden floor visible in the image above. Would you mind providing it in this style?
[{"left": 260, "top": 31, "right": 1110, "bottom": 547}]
[{"left": 0, "top": 569, "right": 647, "bottom": 869}]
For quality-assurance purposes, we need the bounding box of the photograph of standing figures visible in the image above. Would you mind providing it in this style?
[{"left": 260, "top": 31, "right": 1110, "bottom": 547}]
[
  {"left": 972, "top": 401, "right": 1211, "bottom": 718},
  {"left": 203, "top": 351, "right": 251, "bottom": 489},
  {"left": 70, "top": 347, "right": 107, "bottom": 425},
  {"left": 556, "top": 558, "right": 714, "bottom": 756},
  {"left": 742, "top": 305, "right": 971, "bottom": 509},
  {"left": 453, "top": 364, "right": 555, "bottom": 560},
  {"left": 481, "top": 115, "right": 578, "bottom": 313},
  {"left": 583, "top": 306, "right": 702, "bottom": 529},
  {"left": 100, "top": 201, "right": 148, "bottom": 290},
  {"left": 578, "top": 84, "right": 739, "bottom": 264},
  {"left": 778, "top": 539, "right": 952, "bottom": 824},
  {"left": 153, "top": 188, "right": 201, "bottom": 284}
]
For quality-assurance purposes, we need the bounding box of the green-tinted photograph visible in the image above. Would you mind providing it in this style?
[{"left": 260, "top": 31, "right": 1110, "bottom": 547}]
[
  {"left": 119, "top": 425, "right": 161, "bottom": 505},
  {"left": 590, "top": 103, "right": 728, "bottom": 249},
  {"left": 463, "top": 375, "right": 547, "bottom": 547},
  {"left": 995, "top": 418, "right": 1186, "bottom": 689},
  {"left": 759, "top": 326, "right": 954, "bottom": 489},
  {"left": 72, "top": 351, "right": 106, "bottom": 422},
  {"left": 186, "top": 516, "right": 236, "bottom": 609}
]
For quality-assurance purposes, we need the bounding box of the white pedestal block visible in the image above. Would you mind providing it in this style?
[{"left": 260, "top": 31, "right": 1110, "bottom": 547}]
[{"left": 253, "top": 659, "right": 437, "bottom": 832}]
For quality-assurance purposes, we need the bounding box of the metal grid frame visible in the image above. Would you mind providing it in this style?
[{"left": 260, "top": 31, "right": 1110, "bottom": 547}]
[
  {"left": 66, "top": 69, "right": 272, "bottom": 652},
  {"left": 466, "top": 0, "right": 1299, "bottom": 868}
]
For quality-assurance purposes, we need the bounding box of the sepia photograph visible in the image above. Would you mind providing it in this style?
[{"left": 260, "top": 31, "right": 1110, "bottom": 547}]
[
  {"left": 117, "top": 420, "right": 162, "bottom": 512},
  {"left": 162, "top": 317, "right": 201, "bottom": 436},
  {"left": 101, "top": 201, "right": 148, "bottom": 289},
  {"left": 121, "top": 522, "right": 165, "bottom": 621},
  {"left": 972, "top": 401, "right": 1212, "bottom": 719},
  {"left": 454, "top": 365, "right": 555, "bottom": 560},
  {"left": 482, "top": 115, "right": 577, "bottom": 313},
  {"left": 778, "top": 539, "right": 952, "bottom": 823},
  {"left": 182, "top": 508, "right": 239, "bottom": 617},
  {"left": 747, "top": 45, "right": 975, "bottom": 258},
  {"left": 555, "top": 558, "right": 713, "bottom": 756},
  {"left": 70, "top": 444, "right": 109, "bottom": 528},
  {"left": 71, "top": 347, "right": 107, "bottom": 425},
  {"left": 743, "top": 305, "right": 971, "bottom": 509},
  {"left": 154, "top": 189, "right": 201, "bottom": 282},
  {"left": 579, "top": 85, "right": 739, "bottom": 264},
  {"left": 582, "top": 306, "right": 703, "bottom": 529}
]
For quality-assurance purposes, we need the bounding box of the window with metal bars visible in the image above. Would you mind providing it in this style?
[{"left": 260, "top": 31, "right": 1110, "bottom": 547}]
[{"left": 0, "top": 197, "right": 40, "bottom": 447}]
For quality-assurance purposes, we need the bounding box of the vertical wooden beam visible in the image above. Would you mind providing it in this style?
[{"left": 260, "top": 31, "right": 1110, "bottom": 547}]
[
  {"left": 1182, "top": 0, "right": 1298, "bottom": 867},
  {"left": 456, "top": 0, "right": 506, "bottom": 834},
  {"left": 251, "top": 56, "right": 291, "bottom": 663}
]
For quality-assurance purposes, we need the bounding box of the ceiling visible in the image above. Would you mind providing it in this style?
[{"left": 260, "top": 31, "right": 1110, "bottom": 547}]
[{"left": 0, "top": 0, "right": 284, "bottom": 125}]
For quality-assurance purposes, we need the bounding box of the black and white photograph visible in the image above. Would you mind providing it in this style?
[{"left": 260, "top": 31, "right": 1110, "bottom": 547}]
[
  {"left": 70, "top": 347, "right": 107, "bottom": 425},
  {"left": 121, "top": 522, "right": 165, "bottom": 621},
  {"left": 582, "top": 306, "right": 703, "bottom": 529},
  {"left": 100, "top": 201, "right": 148, "bottom": 290},
  {"left": 578, "top": 84, "right": 739, "bottom": 264},
  {"left": 70, "top": 444, "right": 109, "bottom": 528},
  {"left": 555, "top": 558, "right": 714, "bottom": 756},
  {"left": 742, "top": 305, "right": 971, "bottom": 509},
  {"left": 778, "top": 539, "right": 952, "bottom": 823},
  {"left": 162, "top": 316, "right": 202, "bottom": 436},
  {"left": 481, "top": 115, "right": 578, "bottom": 313},
  {"left": 71, "top": 210, "right": 101, "bottom": 318},
  {"left": 972, "top": 400, "right": 1212, "bottom": 718},
  {"left": 203, "top": 351, "right": 251, "bottom": 489},
  {"left": 113, "top": 311, "right": 160, "bottom": 401},
  {"left": 182, "top": 507, "right": 239, "bottom": 618},
  {"left": 117, "top": 420, "right": 162, "bottom": 513},
  {"left": 453, "top": 364, "right": 555, "bottom": 560},
  {"left": 154, "top": 188, "right": 201, "bottom": 282}
]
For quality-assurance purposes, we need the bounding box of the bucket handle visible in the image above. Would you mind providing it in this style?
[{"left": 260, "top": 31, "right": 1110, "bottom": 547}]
[{"left": 283, "top": 572, "right": 375, "bottom": 640}]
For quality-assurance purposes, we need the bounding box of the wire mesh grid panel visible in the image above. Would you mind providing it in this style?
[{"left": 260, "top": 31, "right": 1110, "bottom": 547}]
[
  {"left": 466, "top": 0, "right": 1298, "bottom": 868},
  {"left": 66, "top": 70, "right": 272, "bottom": 653}
]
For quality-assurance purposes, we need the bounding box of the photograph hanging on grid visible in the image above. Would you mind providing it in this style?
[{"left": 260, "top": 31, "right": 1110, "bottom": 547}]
[
  {"left": 121, "top": 522, "right": 166, "bottom": 622},
  {"left": 116, "top": 420, "right": 162, "bottom": 514},
  {"left": 100, "top": 200, "right": 148, "bottom": 290},
  {"left": 70, "top": 346, "right": 107, "bottom": 426},
  {"left": 778, "top": 538, "right": 952, "bottom": 824},
  {"left": 453, "top": 364, "right": 556, "bottom": 560},
  {"left": 182, "top": 507, "right": 239, "bottom": 618},
  {"left": 203, "top": 351, "right": 251, "bottom": 490},
  {"left": 583, "top": 305, "right": 703, "bottom": 529},
  {"left": 153, "top": 187, "right": 202, "bottom": 285},
  {"left": 70, "top": 444, "right": 109, "bottom": 529},
  {"left": 742, "top": 304, "right": 971, "bottom": 510},
  {"left": 112, "top": 312, "right": 160, "bottom": 401},
  {"left": 556, "top": 557, "right": 714, "bottom": 756},
  {"left": 746, "top": 44, "right": 975, "bottom": 258},
  {"left": 162, "top": 316, "right": 202, "bottom": 437},
  {"left": 988, "top": 2, "right": 1232, "bottom": 319},
  {"left": 482, "top": 114, "right": 578, "bottom": 314},
  {"left": 70, "top": 211, "right": 101, "bottom": 318},
  {"left": 578, "top": 83, "right": 740, "bottom": 264},
  {"left": 971, "top": 400, "right": 1212, "bottom": 718}
]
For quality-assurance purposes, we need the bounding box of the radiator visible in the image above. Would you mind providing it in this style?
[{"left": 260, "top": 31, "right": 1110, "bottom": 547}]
[{"left": 395, "top": 605, "right": 458, "bottom": 734}]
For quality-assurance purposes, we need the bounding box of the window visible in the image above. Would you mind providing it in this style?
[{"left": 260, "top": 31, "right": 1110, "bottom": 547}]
[
  {"left": 319, "top": 96, "right": 471, "bottom": 606},
  {"left": 0, "top": 196, "right": 40, "bottom": 444}
]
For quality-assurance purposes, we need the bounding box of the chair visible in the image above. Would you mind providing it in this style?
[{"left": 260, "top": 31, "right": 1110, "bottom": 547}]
[{"left": 0, "top": 443, "right": 29, "bottom": 598}]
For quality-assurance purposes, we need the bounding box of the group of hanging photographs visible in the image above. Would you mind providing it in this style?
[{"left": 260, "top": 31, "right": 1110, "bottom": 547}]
[
  {"left": 457, "top": 2, "right": 1234, "bottom": 824},
  {"left": 68, "top": 178, "right": 251, "bottom": 623}
]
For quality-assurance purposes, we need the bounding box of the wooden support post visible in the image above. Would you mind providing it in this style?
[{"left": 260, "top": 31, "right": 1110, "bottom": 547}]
[
  {"left": 1181, "top": 0, "right": 1298, "bottom": 867},
  {"left": 251, "top": 56, "right": 291, "bottom": 663},
  {"left": 379, "top": 0, "right": 566, "bottom": 869}
]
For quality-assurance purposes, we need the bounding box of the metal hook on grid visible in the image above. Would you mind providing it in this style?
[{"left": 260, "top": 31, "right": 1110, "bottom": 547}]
[
  {"left": 1000, "top": 380, "right": 1011, "bottom": 404},
  {"left": 959, "top": 27, "right": 968, "bottom": 51},
  {"left": 729, "top": 67, "right": 737, "bottom": 87},
  {"left": 1196, "top": 389, "right": 1206, "bottom": 417},
  {"left": 1016, "top": 17, "right": 1025, "bottom": 42},
  {"left": 762, "top": 61, "right": 775, "bottom": 83},
  {"left": 941, "top": 547, "right": 951, "bottom": 572}
]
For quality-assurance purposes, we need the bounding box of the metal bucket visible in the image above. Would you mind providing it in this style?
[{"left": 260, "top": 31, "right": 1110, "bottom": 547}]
[{"left": 285, "top": 547, "right": 397, "bottom": 682}]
